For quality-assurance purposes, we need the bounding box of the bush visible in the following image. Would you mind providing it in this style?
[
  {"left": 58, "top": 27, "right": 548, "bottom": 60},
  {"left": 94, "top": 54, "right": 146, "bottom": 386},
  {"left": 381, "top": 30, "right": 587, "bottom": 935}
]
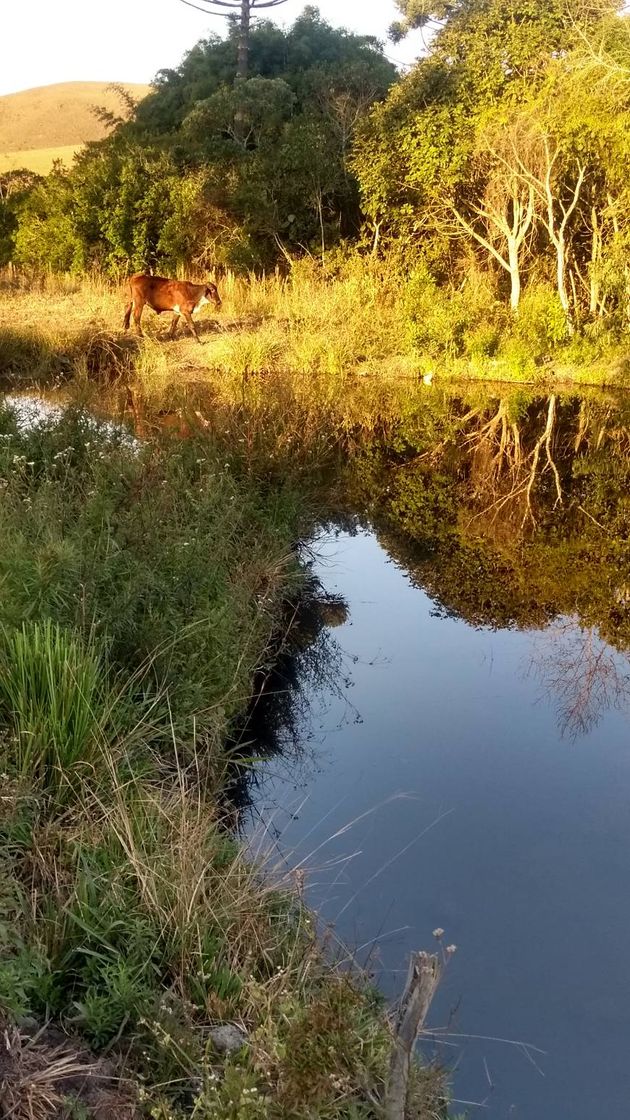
[
  {"left": 0, "top": 405, "right": 301, "bottom": 749},
  {"left": 513, "top": 284, "right": 570, "bottom": 358},
  {"left": 464, "top": 321, "right": 502, "bottom": 359},
  {"left": 496, "top": 335, "right": 538, "bottom": 378},
  {"left": 404, "top": 262, "right": 503, "bottom": 360},
  {"left": 13, "top": 207, "right": 88, "bottom": 274}
]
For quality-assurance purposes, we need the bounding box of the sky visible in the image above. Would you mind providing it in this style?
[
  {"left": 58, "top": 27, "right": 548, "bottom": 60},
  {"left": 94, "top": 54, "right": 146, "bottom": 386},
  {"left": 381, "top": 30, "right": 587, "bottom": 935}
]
[{"left": 1, "top": 0, "right": 425, "bottom": 97}]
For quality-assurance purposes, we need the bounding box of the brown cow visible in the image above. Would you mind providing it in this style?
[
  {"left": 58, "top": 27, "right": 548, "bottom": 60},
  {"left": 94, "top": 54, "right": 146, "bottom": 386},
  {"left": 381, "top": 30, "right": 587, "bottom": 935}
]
[{"left": 123, "top": 274, "right": 222, "bottom": 343}]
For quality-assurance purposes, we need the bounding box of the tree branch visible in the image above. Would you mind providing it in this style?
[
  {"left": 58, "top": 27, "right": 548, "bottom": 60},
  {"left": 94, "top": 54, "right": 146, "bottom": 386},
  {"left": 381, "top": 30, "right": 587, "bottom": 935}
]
[
  {"left": 451, "top": 206, "right": 511, "bottom": 271},
  {"left": 178, "top": 0, "right": 287, "bottom": 7},
  {"left": 385, "top": 952, "right": 441, "bottom": 1120}
]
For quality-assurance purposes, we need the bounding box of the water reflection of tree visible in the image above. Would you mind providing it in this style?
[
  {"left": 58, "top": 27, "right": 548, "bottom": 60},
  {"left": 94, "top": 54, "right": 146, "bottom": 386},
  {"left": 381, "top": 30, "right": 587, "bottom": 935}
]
[
  {"left": 225, "top": 575, "right": 352, "bottom": 818},
  {"left": 232, "top": 386, "right": 630, "bottom": 787},
  {"left": 531, "top": 620, "right": 630, "bottom": 738},
  {"left": 344, "top": 383, "right": 630, "bottom": 699},
  {"left": 461, "top": 389, "right": 630, "bottom": 534},
  {"left": 466, "top": 393, "right": 564, "bottom": 528}
]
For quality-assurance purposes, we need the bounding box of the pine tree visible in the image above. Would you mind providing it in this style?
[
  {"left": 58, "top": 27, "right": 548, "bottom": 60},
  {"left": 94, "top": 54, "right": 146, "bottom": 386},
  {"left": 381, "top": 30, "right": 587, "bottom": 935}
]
[{"left": 178, "top": 0, "right": 288, "bottom": 80}]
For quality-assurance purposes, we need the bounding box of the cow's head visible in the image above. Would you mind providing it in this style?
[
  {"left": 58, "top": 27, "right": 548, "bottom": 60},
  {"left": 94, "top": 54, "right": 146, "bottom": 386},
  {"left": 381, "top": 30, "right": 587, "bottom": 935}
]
[{"left": 205, "top": 282, "right": 222, "bottom": 309}]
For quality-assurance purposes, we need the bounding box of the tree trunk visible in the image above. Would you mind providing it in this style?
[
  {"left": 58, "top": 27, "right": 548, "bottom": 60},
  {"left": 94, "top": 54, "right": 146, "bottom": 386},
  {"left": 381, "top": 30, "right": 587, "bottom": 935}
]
[
  {"left": 556, "top": 238, "right": 573, "bottom": 331},
  {"left": 237, "top": 0, "right": 250, "bottom": 82},
  {"left": 232, "top": 0, "right": 251, "bottom": 142},
  {"left": 590, "top": 206, "right": 601, "bottom": 316},
  {"left": 385, "top": 952, "right": 441, "bottom": 1120},
  {"left": 508, "top": 238, "right": 521, "bottom": 311}
]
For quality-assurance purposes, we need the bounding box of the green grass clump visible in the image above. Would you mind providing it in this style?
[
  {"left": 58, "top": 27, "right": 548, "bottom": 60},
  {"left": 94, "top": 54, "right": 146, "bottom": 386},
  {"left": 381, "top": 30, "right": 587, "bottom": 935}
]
[{"left": 0, "top": 621, "right": 110, "bottom": 798}]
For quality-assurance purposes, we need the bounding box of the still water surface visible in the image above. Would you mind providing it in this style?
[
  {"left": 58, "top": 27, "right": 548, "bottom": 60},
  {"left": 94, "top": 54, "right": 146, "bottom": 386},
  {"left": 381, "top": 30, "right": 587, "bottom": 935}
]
[{"left": 244, "top": 390, "right": 630, "bottom": 1118}]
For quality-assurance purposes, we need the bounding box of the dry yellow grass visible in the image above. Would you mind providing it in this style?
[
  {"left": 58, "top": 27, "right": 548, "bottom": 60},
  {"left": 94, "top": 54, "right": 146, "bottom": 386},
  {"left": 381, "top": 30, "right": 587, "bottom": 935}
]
[
  {"left": 0, "top": 82, "right": 150, "bottom": 176},
  {"left": 0, "top": 145, "right": 83, "bottom": 175},
  {"left": 0, "top": 264, "right": 413, "bottom": 394},
  {"left": 0, "top": 268, "right": 418, "bottom": 472}
]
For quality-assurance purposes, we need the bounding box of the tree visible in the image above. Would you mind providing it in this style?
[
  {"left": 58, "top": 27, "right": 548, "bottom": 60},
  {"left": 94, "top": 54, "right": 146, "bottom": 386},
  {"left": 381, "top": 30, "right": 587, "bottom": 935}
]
[
  {"left": 9, "top": 11, "right": 395, "bottom": 274},
  {"left": 509, "top": 127, "right": 586, "bottom": 327},
  {"left": 355, "top": 0, "right": 630, "bottom": 335},
  {"left": 451, "top": 116, "right": 536, "bottom": 310},
  {"left": 0, "top": 170, "right": 44, "bottom": 266},
  {"left": 389, "top": 0, "right": 591, "bottom": 104},
  {"left": 183, "top": 76, "right": 295, "bottom": 149},
  {"left": 177, "top": 0, "right": 288, "bottom": 81}
]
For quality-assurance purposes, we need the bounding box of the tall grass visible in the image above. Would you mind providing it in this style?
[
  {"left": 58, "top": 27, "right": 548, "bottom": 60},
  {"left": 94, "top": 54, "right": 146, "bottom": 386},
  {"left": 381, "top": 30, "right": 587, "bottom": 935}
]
[
  {"left": 2, "top": 753, "right": 430, "bottom": 1116},
  {"left": 0, "top": 621, "right": 110, "bottom": 797},
  {"left": 0, "top": 406, "right": 304, "bottom": 747},
  {"left": 0, "top": 258, "right": 413, "bottom": 396},
  {"left": 2, "top": 257, "right": 629, "bottom": 409}
]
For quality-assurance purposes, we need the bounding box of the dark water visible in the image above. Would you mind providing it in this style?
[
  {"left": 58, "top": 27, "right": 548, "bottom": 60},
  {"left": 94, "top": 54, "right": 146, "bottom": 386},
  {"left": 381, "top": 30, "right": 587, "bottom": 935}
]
[{"left": 242, "top": 388, "right": 630, "bottom": 1119}]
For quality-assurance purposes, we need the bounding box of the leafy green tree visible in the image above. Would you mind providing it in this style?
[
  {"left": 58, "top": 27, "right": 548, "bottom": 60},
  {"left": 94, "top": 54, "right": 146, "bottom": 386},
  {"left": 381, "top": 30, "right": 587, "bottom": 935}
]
[
  {"left": 355, "top": 0, "right": 629, "bottom": 334},
  {"left": 13, "top": 165, "right": 88, "bottom": 272},
  {"left": 10, "top": 9, "right": 395, "bottom": 274},
  {"left": 183, "top": 75, "right": 295, "bottom": 150},
  {"left": 136, "top": 8, "right": 394, "bottom": 136},
  {"left": 0, "top": 170, "right": 43, "bottom": 267}
]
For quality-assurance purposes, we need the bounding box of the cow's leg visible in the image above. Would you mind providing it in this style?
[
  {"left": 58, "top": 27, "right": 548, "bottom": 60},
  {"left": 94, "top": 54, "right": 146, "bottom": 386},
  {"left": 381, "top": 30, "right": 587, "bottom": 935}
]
[
  {"left": 182, "top": 308, "right": 202, "bottom": 344},
  {"left": 123, "top": 299, "right": 133, "bottom": 331},
  {"left": 168, "top": 312, "right": 180, "bottom": 339},
  {"left": 132, "top": 300, "right": 144, "bottom": 337}
]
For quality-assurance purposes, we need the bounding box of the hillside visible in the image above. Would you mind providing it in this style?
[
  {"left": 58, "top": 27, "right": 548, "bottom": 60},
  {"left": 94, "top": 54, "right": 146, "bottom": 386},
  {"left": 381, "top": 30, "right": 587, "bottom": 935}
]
[{"left": 0, "top": 81, "right": 150, "bottom": 174}]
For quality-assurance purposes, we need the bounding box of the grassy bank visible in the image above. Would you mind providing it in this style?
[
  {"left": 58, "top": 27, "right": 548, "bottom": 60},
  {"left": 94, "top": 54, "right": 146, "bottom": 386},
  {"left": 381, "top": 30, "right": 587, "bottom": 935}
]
[
  {"left": 2, "top": 262, "right": 630, "bottom": 394},
  {"left": 0, "top": 401, "right": 445, "bottom": 1118}
]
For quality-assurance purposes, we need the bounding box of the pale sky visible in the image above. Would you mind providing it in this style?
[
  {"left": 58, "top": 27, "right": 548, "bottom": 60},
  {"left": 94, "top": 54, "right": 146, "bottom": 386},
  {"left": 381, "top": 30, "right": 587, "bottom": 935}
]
[{"left": 1, "top": 1, "right": 425, "bottom": 97}]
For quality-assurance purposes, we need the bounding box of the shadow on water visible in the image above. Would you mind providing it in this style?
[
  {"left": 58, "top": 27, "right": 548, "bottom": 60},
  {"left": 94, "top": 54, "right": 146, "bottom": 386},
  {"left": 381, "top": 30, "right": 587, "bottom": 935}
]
[
  {"left": 228, "top": 383, "right": 630, "bottom": 1119},
  {"left": 223, "top": 559, "right": 353, "bottom": 822}
]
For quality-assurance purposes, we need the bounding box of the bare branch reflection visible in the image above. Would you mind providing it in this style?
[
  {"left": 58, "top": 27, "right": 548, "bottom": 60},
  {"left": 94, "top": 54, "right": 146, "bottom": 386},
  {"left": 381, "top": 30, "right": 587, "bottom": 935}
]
[{"left": 531, "top": 619, "right": 630, "bottom": 737}]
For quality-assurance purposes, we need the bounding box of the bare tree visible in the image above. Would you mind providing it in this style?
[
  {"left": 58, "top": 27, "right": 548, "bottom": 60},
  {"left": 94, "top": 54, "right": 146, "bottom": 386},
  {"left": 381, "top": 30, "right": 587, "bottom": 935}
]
[
  {"left": 532, "top": 137, "right": 585, "bottom": 328},
  {"left": 443, "top": 115, "right": 541, "bottom": 311},
  {"left": 531, "top": 621, "right": 630, "bottom": 738},
  {"left": 177, "top": 0, "right": 289, "bottom": 81},
  {"left": 452, "top": 171, "right": 535, "bottom": 311},
  {"left": 463, "top": 394, "right": 564, "bottom": 530},
  {"left": 498, "top": 125, "right": 586, "bottom": 329}
]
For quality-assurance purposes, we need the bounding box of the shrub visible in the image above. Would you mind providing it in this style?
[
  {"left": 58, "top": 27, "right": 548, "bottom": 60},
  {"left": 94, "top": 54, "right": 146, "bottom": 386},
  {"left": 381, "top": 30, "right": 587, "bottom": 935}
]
[
  {"left": 464, "top": 321, "right": 502, "bottom": 359},
  {"left": 496, "top": 335, "right": 538, "bottom": 379},
  {"left": 404, "top": 262, "right": 503, "bottom": 360},
  {"left": 0, "top": 409, "right": 302, "bottom": 749},
  {"left": 513, "top": 284, "right": 570, "bottom": 358}
]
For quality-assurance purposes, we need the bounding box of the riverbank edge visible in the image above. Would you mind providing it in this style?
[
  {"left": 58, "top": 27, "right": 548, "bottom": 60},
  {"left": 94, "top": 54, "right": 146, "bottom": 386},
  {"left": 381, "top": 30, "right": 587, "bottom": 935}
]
[
  {"left": 1, "top": 273, "right": 629, "bottom": 396},
  {"left": 0, "top": 398, "right": 447, "bottom": 1119},
  {"left": 360, "top": 352, "right": 630, "bottom": 391}
]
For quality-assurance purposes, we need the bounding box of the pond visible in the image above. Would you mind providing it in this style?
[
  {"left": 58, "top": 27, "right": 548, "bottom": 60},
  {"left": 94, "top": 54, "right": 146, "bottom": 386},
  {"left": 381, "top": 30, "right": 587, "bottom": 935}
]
[{"left": 239, "top": 387, "right": 630, "bottom": 1118}]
